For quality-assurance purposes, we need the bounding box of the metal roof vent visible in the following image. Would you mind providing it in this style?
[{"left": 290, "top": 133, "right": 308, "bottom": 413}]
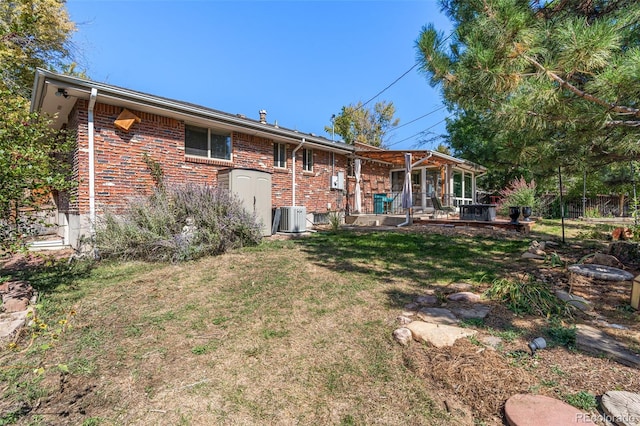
[{"left": 259, "top": 109, "right": 267, "bottom": 124}]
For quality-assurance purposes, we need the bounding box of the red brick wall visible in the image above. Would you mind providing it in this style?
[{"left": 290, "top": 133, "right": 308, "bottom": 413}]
[
  {"left": 297, "top": 150, "right": 349, "bottom": 212},
  {"left": 64, "top": 102, "right": 81, "bottom": 215},
  {"left": 68, "top": 101, "right": 352, "bottom": 216},
  {"left": 346, "top": 159, "right": 392, "bottom": 212}
]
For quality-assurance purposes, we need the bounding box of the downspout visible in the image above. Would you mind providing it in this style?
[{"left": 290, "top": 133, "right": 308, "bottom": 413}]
[
  {"left": 292, "top": 138, "right": 305, "bottom": 206},
  {"left": 88, "top": 88, "right": 98, "bottom": 239}
]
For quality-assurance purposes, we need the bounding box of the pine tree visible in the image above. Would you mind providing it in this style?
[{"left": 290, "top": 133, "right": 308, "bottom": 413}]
[{"left": 417, "top": 0, "right": 640, "bottom": 186}]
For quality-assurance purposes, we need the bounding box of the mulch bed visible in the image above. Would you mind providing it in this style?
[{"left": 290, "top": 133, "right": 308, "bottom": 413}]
[{"left": 372, "top": 222, "right": 640, "bottom": 424}]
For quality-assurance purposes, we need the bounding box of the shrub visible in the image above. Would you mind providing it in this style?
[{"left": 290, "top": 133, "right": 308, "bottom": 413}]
[
  {"left": 563, "top": 391, "right": 597, "bottom": 410},
  {"left": 1, "top": 91, "right": 75, "bottom": 252},
  {"left": 95, "top": 184, "right": 262, "bottom": 262},
  {"left": 483, "top": 276, "right": 570, "bottom": 317},
  {"left": 496, "top": 177, "right": 537, "bottom": 216},
  {"left": 327, "top": 211, "right": 342, "bottom": 231},
  {"left": 544, "top": 317, "right": 576, "bottom": 348}
]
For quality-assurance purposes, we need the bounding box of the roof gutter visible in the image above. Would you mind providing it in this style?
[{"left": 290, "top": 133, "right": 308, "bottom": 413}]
[{"left": 31, "top": 69, "right": 354, "bottom": 155}]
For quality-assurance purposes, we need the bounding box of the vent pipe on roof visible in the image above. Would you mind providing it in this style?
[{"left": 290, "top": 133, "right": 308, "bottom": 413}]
[{"left": 259, "top": 109, "right": 267, "bottom": 124}]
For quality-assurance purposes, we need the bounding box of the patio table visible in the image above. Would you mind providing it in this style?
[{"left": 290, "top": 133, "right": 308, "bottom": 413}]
[{"left": 460, "top": 204, "right": 497, "bottom": 222}]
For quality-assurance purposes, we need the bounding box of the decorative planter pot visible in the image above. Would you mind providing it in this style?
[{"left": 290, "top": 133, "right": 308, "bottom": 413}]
[
  {"left": 509, "top": 206, "right": 520, "bottom": 224},
  {"left": 522, "top": 206, "right": 532, "bottom": 222}
]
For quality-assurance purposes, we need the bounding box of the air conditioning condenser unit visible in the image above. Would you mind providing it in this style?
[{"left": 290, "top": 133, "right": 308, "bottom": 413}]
[{"left": 278, "top": 206, "right": 306, "bottom": 233}]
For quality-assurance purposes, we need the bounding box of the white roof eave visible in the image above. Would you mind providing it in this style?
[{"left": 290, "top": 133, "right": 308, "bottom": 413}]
[{"left": 31, "top": 69, "right": 354, "bottom": 154}]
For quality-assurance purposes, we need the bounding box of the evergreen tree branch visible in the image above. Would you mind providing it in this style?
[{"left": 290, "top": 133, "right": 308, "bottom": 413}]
[{"left": 523, "top": 54, "right": 640, "bottom": 119}]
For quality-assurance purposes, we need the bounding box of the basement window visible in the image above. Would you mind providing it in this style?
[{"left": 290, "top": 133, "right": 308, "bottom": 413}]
[{"left": 185, "top": 124, "right": 231, "bottom": 160}]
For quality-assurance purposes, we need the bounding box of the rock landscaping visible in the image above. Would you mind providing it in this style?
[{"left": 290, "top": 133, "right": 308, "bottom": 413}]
[
  {"left": 390, "top": 228, "right": 640, "bottom": 425},
  {"left": 392, "top": 290, "right": 491, "bottom": 347},
  {"left": 504, "top": 393, "right": 596, "bottom": 425},
  {"left": 601, "top": 391, "right": 640, "bottom": 426},
  {"left": 0, "top": 280, "right": 36, "bottom": 339},
  {"left": 2, "top": 225, "right": 638, "bottom": 425}
]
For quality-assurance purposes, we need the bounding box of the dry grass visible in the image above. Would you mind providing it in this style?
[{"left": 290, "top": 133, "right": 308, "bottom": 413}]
[
  {"left": 2, "top": 240, "right": 455, "bottom": 425},
  {"left": 1, "top": 222, "right": 639, "bottom": 425}
]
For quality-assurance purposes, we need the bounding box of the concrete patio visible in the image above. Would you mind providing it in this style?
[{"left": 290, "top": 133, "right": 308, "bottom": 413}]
[{"left": 345, "top": 213, "right": 536, "bottom": 233}]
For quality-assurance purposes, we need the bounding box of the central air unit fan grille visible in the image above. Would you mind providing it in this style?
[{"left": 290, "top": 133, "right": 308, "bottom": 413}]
[{"left": 278, "top": 206, "right": 306, "bottom": 232}]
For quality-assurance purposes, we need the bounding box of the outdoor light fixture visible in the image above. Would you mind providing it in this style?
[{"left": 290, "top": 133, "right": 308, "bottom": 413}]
[
  {"left": 55, "top": 88, "right": 69, "bottom": 98},
  {"left": 528, "top": 337, "right": 546, "bottom": 355}
]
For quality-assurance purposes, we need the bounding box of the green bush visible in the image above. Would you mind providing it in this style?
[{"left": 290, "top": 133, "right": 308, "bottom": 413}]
[
  {"left": 544, "top": 317, "right": 576, "bottom": 348},
  {"left": 95, "top": 184, "right": 262, "bottom": 262},
  {"left": 484, "top": 276, "right": 570, "bottom": 317},
  {"left": 563, "top": 391, "right": 597, "bottom": 410}
]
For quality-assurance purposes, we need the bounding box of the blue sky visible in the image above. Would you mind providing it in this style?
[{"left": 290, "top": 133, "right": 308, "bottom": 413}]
[{"left": 67, "top": 0, "right": 453, "bottom": 150}]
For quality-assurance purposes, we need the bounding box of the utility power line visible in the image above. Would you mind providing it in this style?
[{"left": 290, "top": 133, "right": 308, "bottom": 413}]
[
  {"left": 393, "top": 105, "right": 446, "bottom": 130},
  {"left": 336, "top": 29, "right": 456, "bottom": 146},
  {"left": 359, "top": 63, "right": 419, "bottom": 110},
  {"left": 356, "top": 29, "right": 455, "bottom": 111},
  {"left": 386, "top": 116, "right": 451, "bottom": 148}
]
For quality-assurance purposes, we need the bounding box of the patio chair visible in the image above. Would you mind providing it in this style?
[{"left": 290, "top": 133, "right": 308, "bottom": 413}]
[
  {"left": 374, "top": 193, "right": 395, "bottom": 214},
  {"left": 431, "top": 196, "right": 456, "bottom": 219}
]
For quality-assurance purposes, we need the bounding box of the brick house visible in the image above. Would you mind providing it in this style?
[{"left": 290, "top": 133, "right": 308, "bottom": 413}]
[{"left": 30, "top": 69, "right": 484, "bottom": 249}]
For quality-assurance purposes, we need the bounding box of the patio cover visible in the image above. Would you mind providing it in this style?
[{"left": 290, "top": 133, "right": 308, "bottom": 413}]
[{"left": 355, "top": 149, "right": 486, "bottom": 173}]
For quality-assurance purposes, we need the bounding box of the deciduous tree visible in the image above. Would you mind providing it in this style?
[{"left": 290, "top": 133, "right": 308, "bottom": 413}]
[
  {"left": 1, "top": 0, "right": 76, "bottom": 95},
  {"left": 0, "top": 92, "right": 74, "bottom": 249},
  {"left": 326, "top": 101, "right": 400, "bottom": 147},
  {"left": 0, "top": 0, "right": 77, "bottom": 249}
]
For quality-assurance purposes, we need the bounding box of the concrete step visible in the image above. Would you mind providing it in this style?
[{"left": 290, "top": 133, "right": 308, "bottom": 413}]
[{"left": 28, "top": 239, "right": 70, "bottom": 251}]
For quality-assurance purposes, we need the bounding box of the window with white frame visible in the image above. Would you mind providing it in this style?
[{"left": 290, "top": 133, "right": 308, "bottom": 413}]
[
  {"left": 274, "top": 143, "right": 286, "bottom": 168},
  {"left": 302, "top": 148, "right": 313, "bottom": 172},
  {"left": 185, "top": 124, "right": 231, "bottom": 160}
]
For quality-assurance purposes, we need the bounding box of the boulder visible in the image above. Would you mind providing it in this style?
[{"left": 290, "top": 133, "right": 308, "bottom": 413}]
[
  {"left": 447, "top": 292, "right": 482, "bottom": 303},
  {"left": 607, "top": 241, "right": 640, "bottom": 265},
  {"left": 555, "top": 290, "right": 593, "bottom": 312},
  {"left": 528, "top": 246, "right": 546, "bottom": 256},
  {"left": 2, "top": 298, "right": 29, "bottom": 313},
  {"left": 405, "top": 321, "right": 477, "bottom": 348},
  {"left": 583, "top": 253, "right": 624, "bottom": 269},
  {"left": 443, "top": 283, "right": 473, "bottom": 293},
  {"left": 601, "top": 391, "right": 640, "bottom": 426},
  {"left": 396, "top": 315, "right": 412, "bottom": 325},
  {"left": 504, "top": 393, "right": 594, "bottom": 425},
  {"left": 392, "top": 327, "right": 413, "bottom": 346},
  {"left": 450, "top": 305, "right": 491, "bottom": 320},
  {"left": 416, "top": 295, "right": 438, "bottom": 305},
  {"left": 522, "top": 252, "right": 545, "bottom": 260},
  {"left": 0, "top": 310, "right": 29, "bottom": 339},
  {"left": 416, "top": 307, "right": 459, "bottom": 325},
  {"left": 612, "top": 227, "right": 633, "bottom": 241},
  {"left": 404, "top": 302, "right": 420, "bottom": 311},
  {"left": 1, "top": 281, "right": 34, "bottom": 313}
]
